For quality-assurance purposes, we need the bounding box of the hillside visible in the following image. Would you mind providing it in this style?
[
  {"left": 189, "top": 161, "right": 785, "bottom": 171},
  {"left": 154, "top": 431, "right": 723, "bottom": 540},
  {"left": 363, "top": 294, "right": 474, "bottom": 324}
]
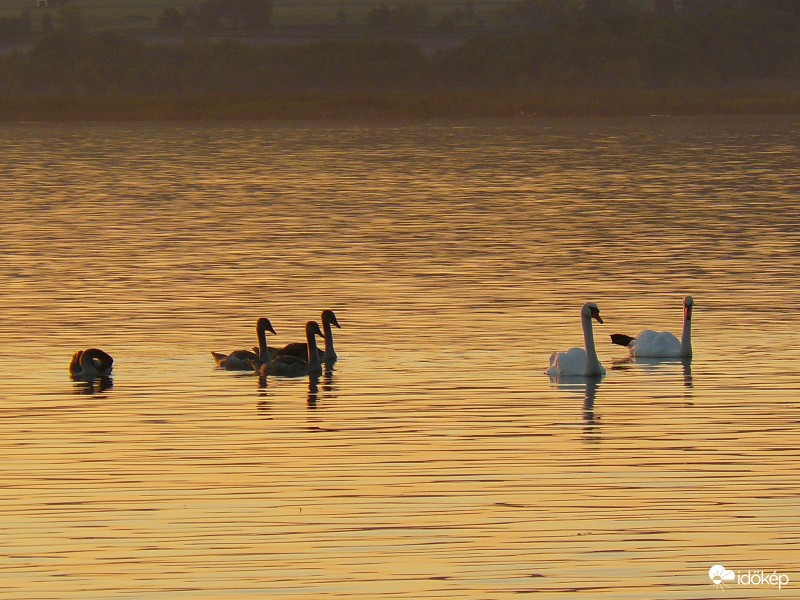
[{"left": 0, "top": 0, "right": 511, "bottom": 34}]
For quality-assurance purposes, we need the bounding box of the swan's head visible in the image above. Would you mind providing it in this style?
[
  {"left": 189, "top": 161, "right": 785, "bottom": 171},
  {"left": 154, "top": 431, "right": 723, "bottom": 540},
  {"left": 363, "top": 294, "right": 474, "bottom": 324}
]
[
  {"left": 322, "top": 309, "right": 341, "bottom": 329},
  {"left": 582, "top": 302, "right": 603, "bottom": 324},
  {"left": 306, "top": 321, "right": 324, "bottom": 337},
  {"left": 683, "top": 296, "right": 694, "bottom": 320},
  {"left": 257, "top": 317, "right": 277, "bottom": 335}
]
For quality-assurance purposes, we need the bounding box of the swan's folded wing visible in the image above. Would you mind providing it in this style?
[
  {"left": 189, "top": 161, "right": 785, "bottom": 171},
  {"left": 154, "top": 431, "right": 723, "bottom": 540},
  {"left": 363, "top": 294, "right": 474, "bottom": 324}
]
[{"left": 633, "top": 330, "right": 681, "bottom": 357}]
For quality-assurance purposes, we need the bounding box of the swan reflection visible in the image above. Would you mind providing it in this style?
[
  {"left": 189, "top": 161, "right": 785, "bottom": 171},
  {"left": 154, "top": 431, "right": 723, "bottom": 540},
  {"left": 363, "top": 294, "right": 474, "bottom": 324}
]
[
  {"left": 548, "top": 375, "right": 601, "bottom": 441},
  {"left": 251, "top": 361, "right": 335, "bottom": 411},
  {"left": 308, "top": 364, "right": 337, "bottom": 409},
  {"left": 256, "top": 399, "right": 272, "bottom": 418},
  {"left": 681, "top": 357, "right": 693, "bottom": 388},
  {"left": 322, "top": 362, "right": 335, "bottom": 391},
  {"left": 70, "top": 376, "right": 114, "bottom": 396},
  {"left": 254, "top": 368, "right": 274, "bottom": 417},
  {"left": 307, "top": 375, "right": 320, "bottom": 409},
  {"left": 611, "top": 356, "right": 694, "bottom": 388}
]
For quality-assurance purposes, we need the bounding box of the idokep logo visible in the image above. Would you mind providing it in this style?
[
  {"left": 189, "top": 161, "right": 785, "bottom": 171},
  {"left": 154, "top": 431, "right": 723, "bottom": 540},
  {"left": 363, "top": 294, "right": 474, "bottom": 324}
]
[
  {"left": 709, "top": 564, "right": 790, "bottom": 591},
  {"left": 709, "top": 565, "right": 735, "bottom": 589}
]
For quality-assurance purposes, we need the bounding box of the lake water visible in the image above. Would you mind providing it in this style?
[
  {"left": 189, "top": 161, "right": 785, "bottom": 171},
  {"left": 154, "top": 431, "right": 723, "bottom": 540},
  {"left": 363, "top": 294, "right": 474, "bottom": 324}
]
[{"left": 1, "top": 116, "right": 798, "bottom": 598}]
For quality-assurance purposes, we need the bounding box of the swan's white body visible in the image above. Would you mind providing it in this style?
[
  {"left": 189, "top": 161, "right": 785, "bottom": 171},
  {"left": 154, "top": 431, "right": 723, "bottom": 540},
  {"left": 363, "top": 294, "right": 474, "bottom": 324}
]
[
  {"left": 614, "top": 297, "right": 693, "bottom": 358},
  {"left": 212, "top": 318, "right": 275, "bottom": 371},
  {"left": 546, "top": 303, "right": 606, "bottom": 377},
  {"left": 625, "top": 329, "right": 681, "bottom": 357}
]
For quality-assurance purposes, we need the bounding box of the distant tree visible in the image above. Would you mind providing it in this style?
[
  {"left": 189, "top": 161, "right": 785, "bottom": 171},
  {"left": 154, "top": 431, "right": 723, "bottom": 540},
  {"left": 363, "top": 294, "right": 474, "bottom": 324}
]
[
  {"left": 582, "top": 0, "right": 635, "bottom": 21},
  {"left": 513, "top": 0, "right": 579, "bottom": 29},
  {"left": 82, "top": 31, "right": 149, "bottom": 92},
  {"left": 41, "top": 11, "right": 53, "bottom": 34},
  {"left": 185, "top": 0, "right": 272, "bottom": 30},
  {"left": 57, "top": 4, "right": 84, "bottom": 34},
  {"left": 436, "top": 14, "right": 456, "bottom": 34},
  {"left": 653, "top": 0, "right": 675, "bottom": 15},
  {"left": 0, "top": 18, "right": 19, "bottom": 41},
  {"left": 678, "top": 0, "right": 731, "bottom": 15},
  {"left": 20, "top": 9, "right": 32, "bottom": 33},
  {"left": 185, "top": 1, "right": 222, "bottom": 30},
  {"left": 583, "top": 0, "right": 614, "bottom": 20},
  {"left": 393, "top": 4, "right": 428, "bottom": 32},
  {"left": 0, "top": 11, "right": 32, "bottom": 41},
  {"left": 235, "top": 0, "right": 273, "bottom": 28},
  {"left": 366, "top": 3, "right": 428, "bottom": 33},
  {"left": 435, "top": 6, "right": 474, "bottom": 32},
  {"left": 276, "top": 39, "right": 428, "bottom": 90},
  {"left": 158, "top": 8, "right": 185, "bottom": 30},
  {"left": 5, "top": 0, "right": 800, "bottom": 97},
  {"left": 746, "top": 0, "right": 800, "bottom": 20},
  {"left": 464, "top": 1, "right": 475, "bottom": 22},
  {"left": 366, "top": 4, "right": 392, "bottom": 30}
]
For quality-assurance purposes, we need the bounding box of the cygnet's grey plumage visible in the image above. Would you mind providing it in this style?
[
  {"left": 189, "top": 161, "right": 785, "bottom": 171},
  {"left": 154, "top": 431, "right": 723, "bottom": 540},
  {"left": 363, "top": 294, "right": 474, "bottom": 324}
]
[{"left": 212, "top": 317, "right": 276, "bottom": 370}]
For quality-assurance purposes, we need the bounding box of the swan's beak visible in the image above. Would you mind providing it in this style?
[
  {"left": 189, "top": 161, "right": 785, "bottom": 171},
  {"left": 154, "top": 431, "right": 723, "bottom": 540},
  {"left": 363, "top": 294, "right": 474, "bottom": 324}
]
[
  {"left": 323, "top": 311, "right": 341, "bottom": 328},
  {"left": 259, "top": 319, "right": 277, "bottom": 335},
  {"left": 590, "top": 307, "right": 603, "bottom": 324},
  {"left": 684, "top": 306, "right": 692, "bottom": 321}
]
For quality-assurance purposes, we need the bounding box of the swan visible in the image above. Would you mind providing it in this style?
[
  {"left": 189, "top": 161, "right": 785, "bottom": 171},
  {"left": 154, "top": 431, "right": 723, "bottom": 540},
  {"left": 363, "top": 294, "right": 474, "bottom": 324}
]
[
  {"left": 69, "top": 348, "right": 114, "bottom": 378},
  {"left": 212, "top": 317, "right": 276, "bottom": 370},
  {"left": 259, "top": 310, "right": 342, "bottom": 362},
  {"left": 251, "top": 321, "right": 324, "bottom": 378},
  {"left": 546, "top": 302, "right": 606, "bottom": 377},
  {"left": 610, "top": 296, "right": 693, "bottom": 358}
]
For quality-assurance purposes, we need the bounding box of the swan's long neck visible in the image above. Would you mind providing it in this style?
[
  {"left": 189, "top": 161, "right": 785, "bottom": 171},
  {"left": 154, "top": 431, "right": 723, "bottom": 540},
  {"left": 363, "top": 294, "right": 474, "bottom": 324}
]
[
  {"left": 681, "top": 305, "right": 693, "bottom": 357},
  {"left": 78, "top": 349, "right": 113, "bottom": 374},
  {"left": 582, "top": 313, "right": 602, "bottom": 376},
  {"left": 84, "top": 349, "right": 112, "bottom": 367},
  {"left": 256, "top": 326, "right": 269, "bottom": 361},
  {"left": 69, "top": 351, "right": 83, "bottom": 375},
  {"left": 306, "top": 328, "right": 321, "bottom": 366},
  {"left": 322, "top": 320, "right": 336, "bottom": 358}
]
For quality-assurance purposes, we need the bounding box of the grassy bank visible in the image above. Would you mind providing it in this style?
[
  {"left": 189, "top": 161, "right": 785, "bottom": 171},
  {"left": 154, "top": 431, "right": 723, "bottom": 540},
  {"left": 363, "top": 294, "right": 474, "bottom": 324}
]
[{"left": 2, "top": 88, "right": 800, "bottom": 122}]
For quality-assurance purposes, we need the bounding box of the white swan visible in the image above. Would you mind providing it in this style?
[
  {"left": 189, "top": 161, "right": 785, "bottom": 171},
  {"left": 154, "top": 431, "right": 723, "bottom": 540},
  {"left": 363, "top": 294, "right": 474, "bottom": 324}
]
[
  {"left": 267, "top": 309, "right": 341, "bottom": 362},
  {"left": 546, "top": 302, "right": 606, "bottom": 377},
  {"left": 69, "top": 348, "right": 114, "bottom": 378},
  {"left": 610, "top": 296, "right": 693, "bottom": 358},
  {"left": 251, "top": 321, "right": 324, "bottom": 377},
  {"left": 212, "top": 317, "right": 276, "bottom": 370}
]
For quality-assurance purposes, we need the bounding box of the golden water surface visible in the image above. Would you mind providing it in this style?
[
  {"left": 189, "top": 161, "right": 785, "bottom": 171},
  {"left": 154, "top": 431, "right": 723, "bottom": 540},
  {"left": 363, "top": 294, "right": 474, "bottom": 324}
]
[{"left": 1, "top": 117, "right": 798, "bottom": 598}]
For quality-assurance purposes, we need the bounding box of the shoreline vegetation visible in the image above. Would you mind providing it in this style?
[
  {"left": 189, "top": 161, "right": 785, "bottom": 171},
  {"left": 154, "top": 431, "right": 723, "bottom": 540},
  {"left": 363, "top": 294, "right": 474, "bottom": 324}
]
[
  {"left": 2, "top": 89, "right": 799, "bottom": 122},
  {"left": 1, "top": 1, "right": 799, "bottom": 121}
]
